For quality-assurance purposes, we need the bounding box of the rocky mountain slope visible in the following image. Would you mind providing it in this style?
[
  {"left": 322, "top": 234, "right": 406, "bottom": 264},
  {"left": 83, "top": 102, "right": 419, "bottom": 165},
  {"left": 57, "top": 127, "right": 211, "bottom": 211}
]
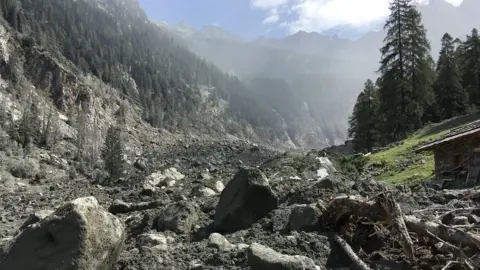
[
  {"left": 1, "top": 0, "right": 337, "bottom": 150},
  {"left": 160, "top": 0, "right": 480, "bottom": 146}
]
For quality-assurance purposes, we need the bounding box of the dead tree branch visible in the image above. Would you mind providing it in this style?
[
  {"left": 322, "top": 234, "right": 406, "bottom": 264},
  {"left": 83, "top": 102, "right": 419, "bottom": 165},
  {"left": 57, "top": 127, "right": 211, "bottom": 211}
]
[{"left": 333, "top": 233, "right": 372, "bottom": 270}]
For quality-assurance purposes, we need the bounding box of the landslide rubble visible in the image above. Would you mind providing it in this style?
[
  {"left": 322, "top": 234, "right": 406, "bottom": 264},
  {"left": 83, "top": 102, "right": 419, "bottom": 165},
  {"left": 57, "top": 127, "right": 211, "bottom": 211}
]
[{"left": 1, "top": 140, "right": 480, "bottom": 270}]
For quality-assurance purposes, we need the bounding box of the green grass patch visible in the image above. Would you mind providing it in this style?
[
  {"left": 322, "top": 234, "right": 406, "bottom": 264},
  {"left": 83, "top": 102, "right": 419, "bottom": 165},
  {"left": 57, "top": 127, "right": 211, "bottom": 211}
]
[
  {"left": 368, "top": 113, "right": 480, "bottom": 184},
  {"left": 377, "top": 155, "right": 435, "bottom": 184}
]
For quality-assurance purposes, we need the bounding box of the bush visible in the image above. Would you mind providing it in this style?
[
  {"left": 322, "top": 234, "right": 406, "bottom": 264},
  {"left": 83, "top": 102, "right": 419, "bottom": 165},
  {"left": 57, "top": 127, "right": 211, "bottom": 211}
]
[
  {"left": 8, "top": 158, "right": 40, "bottom": 179},
  {"left": 333, "top": 153, "right": 368, "bottom": 175}
]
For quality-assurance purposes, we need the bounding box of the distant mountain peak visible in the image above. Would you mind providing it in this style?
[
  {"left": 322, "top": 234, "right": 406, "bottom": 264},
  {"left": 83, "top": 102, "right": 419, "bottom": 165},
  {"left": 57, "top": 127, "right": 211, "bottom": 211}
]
[
  {"left": 200, "top": 25, "right": 244, "bottom": 42},
  {"left": 177, "top": 21, "right": 196, "bottom": 31}
]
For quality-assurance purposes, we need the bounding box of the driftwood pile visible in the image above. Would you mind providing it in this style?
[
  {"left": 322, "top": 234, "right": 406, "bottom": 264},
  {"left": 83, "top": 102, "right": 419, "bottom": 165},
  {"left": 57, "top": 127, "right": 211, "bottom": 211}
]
[{"left": 320, "top": 189, "right": 480, "bottom": 270}]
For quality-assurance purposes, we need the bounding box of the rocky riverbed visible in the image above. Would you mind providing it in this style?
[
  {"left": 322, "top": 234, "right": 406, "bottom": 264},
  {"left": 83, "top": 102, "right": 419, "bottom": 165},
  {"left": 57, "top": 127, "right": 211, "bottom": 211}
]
[{"left": 1, "top": 140, "right": 480, "bottom": 270}]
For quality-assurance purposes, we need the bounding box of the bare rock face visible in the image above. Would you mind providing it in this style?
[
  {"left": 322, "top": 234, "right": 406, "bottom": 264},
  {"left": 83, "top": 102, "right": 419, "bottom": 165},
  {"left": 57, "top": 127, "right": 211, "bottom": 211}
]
[
  {"left": 214, "top": 167, "right": 278, "bottom": 232},
  {"left": 0, "top": 197, "right": 125, "bottom": 270}
]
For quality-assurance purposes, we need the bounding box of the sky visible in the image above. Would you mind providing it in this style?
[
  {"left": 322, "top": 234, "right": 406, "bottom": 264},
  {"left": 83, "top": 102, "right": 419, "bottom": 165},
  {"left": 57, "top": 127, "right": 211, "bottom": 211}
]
[{"left": 138, "top": 0, "right": 465, "bottom": 39}]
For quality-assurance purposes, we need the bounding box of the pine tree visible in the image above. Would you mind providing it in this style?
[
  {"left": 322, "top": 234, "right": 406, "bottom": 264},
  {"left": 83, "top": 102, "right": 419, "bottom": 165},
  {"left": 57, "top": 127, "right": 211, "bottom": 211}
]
[
  {"left": 378, "top": 0, "right": 411, "bottom": 141},
  {"left": 102, "top": 125, "right": 124, "bottom": 182},
  {"left": 434, "top": 33, "right": 469, "bottom": 119},
  {"left": 378, "top": 0, "right": 433, "bottom": 141},
  {"left": 348, "top": 79, "right": 379, "bottom": 152},
  {"left": 404, "top": 8, "right": 435, "bottom": 129},
  {"left": 459, "top": 29, "right": 480, "bottom": 108},
  {"left": 17, "top": 89, "right": 40, "bottom": 156}
]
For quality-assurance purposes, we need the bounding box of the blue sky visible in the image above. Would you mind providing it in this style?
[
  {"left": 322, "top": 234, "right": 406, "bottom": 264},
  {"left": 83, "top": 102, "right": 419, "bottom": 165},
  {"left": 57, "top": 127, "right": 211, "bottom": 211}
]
[{"left": 138, "top": 0, "right": 464, "bottom": 39}]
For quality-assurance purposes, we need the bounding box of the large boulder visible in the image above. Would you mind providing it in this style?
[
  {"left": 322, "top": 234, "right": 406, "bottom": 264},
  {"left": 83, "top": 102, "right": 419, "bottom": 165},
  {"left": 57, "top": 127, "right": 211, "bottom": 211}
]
[
  {"left": 214, "top": 167, "right": 278, "bottom": 232},
  {"left": 247, "top": 242, "right": 318, "bottom": 270},
  {"left": 0, "top": 197, "right": 125, "bottom": 270}
]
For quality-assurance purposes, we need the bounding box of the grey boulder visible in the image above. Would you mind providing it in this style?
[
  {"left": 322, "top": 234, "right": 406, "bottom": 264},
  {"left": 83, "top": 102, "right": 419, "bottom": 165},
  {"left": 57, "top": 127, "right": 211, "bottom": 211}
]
[
  {"left": 214, "top": 167, "right": 278, "bottom": 232},
  {"left": 155, "top": 201, "right": 198, "bottom": 234},
  {"left": 0, "top": 196, "right": 125, "bottom": 270}
]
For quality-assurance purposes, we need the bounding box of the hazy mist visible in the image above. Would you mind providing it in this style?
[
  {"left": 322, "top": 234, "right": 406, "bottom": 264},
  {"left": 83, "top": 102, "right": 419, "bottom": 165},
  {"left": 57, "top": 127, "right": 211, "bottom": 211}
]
[{"left": 156, "top": 0, "right": 480, "bottom": 147}]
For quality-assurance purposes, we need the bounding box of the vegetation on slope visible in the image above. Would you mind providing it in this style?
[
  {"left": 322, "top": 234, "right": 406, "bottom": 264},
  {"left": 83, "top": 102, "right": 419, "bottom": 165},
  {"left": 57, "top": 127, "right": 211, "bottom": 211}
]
[{"left": 368, "top": 113, "right": 480, "bottom": 184}]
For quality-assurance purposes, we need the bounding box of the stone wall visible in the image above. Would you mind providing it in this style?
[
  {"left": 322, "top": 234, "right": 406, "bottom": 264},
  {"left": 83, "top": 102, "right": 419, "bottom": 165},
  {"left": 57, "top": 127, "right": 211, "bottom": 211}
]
[
  {"left": 466, "top": 137, "right": 480, "bottom": 183},
  {"left": 433, "top": 136, "right": 480, "bottom": 179},
  {"left": 433, "top": 145, "right": 454, "bottom": 175}
]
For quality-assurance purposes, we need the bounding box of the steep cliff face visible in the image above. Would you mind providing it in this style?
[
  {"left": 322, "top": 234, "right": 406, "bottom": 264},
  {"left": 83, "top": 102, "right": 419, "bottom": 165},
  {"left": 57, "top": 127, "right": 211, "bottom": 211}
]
[{"left": 22, "top": 46, "right": 81, "bottom": 112}]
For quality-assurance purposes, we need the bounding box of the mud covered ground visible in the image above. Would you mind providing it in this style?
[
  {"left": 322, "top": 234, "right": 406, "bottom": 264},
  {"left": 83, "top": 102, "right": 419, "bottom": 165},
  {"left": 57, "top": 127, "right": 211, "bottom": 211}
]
[{"left": 1, "top": 139, "right": 480, "bottom": 270}]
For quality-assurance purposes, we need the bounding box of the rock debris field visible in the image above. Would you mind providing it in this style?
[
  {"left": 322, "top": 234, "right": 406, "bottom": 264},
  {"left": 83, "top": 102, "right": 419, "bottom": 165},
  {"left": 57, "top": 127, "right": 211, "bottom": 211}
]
[{"left": 1, "top": 140, "right": 480, "bottom": 269}]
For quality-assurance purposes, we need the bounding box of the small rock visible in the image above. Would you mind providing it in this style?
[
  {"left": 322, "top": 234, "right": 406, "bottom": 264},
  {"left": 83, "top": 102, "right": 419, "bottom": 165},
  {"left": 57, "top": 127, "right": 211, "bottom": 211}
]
[
  {"left": 288, "top": 204, "right": 321, "bottom": 231},
  {"left": 467, "top": 214, "right": 480, "bottom": 224},
  {"left": 213, "top": 181, "right": 225, "bottom": 193},
  {"left": 441, "top": 212, "right": 455, "bottom": 225},
  {"left": 143, "top": 167, "right": 185, "bottom": 192},
  {"left": 108, "top": 199, "right": 131, "bottom": 214},
  {"left": 434, "top": 242, "right": 447, "bottom": 253},
  {"left": 198, "top": 171, "right": 212, "bottom": 180},
  {"left": 452, "top": 216, "right": 469, "bottom": 226},
  {"left": 208, "top": 233, "right": 233, "bottom": 251},
  {"left": 138, "top": 233, "right": 168, "bottom": 250},
  {"left": 247, "top": 242, "right": 317, "bottom": 270},
  {"left": 155, "top": 201, "right": 198, "bottom": 234},
  {"left": 236, "top": 243, "right": 249, "bottom": 250},
  {"left": 188, "top": 259, "right": 203, "bottom": 269},
  {"left": 286, "top": 235, "right": 297, "bottom": 246},
  {"left": 192, "top": 186, "right": 217, "bottom": 197},
  {"left": 313, "top": 178, "right": 338, "bottom": 190},
  {"left": 134, "top": 159, "right": 147, "bottom": 171}
]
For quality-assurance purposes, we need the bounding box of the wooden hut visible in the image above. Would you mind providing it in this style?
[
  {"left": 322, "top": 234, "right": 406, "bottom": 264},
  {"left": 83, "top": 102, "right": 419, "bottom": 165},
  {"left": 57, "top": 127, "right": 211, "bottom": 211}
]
[{"left": 415, "top": 120, "right": 480, "bottom": 184}]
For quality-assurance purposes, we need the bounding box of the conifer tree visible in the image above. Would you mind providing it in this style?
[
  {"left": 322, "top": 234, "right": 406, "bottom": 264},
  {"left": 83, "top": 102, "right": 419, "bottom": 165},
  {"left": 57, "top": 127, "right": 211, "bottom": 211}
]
[
  {"left": 434, "top": 33, "right": 469, "bottom": 119},
  {"left": 458, "top": 29, "right": 480, "bottom": 107},
  {"left": 348, "top": 79, "right": 379, "bottom": 152},
  {"left": 102, "top": 125, "right": 124, "bottom": 182},
  {"left": 404, "top": 8, "right": 435, "bottom": 128},
  {"left": 377, "top": 0, "right": 433, "bottom": 141}
]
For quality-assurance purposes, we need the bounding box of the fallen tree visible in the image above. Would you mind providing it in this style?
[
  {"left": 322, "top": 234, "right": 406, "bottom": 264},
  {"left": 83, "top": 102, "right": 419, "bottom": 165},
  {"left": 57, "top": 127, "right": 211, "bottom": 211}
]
[{"left": 322, "top": 191, "right": 480, "bottom": 269}]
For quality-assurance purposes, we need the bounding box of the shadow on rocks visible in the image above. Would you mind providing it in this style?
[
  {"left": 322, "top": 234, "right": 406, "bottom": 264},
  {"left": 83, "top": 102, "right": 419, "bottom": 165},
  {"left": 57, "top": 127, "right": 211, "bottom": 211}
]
[{"left": 192, "top": 222, "right": 215, "bottom": 242}]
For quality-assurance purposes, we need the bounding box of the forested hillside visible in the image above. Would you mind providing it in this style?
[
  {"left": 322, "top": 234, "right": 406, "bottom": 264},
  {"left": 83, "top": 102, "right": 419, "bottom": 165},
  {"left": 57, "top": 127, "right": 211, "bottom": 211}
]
[
  {"left": 348, "top": 0, "right": 480, "bottom": 153},
  {"left": 0, "top": 0, "right": 329, "bottom": 148}
]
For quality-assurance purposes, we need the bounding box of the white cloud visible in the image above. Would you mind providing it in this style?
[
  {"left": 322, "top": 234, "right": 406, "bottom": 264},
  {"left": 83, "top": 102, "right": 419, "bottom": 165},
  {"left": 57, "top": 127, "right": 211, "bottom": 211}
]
[
  {"left": 263, "top": 13, "right": 280, "bottom": 24},
  {"left": 262, "top": 9, "right": 280, "bottom": 24},
  {"left": 288, "top": 0, "right": 390, "bottom": 33},
  {"left": 251, "top": 0, "right": 464, "bottom": 34},
  {"left": 251, "top": 0, "right": 288, "bottom": 8},
  {"left": 445, "top": 0, "right": 464, "bottom": 5}
]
